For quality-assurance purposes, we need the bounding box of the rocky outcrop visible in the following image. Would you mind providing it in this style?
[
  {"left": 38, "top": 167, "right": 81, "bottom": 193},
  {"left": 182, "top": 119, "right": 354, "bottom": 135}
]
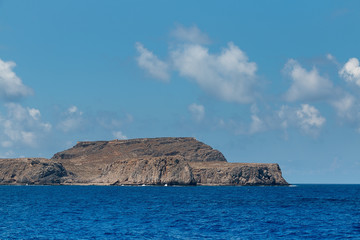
[
  {"left": 95, "top": 156, "right": 196, "bottom": 185},
  {"left": 0, "top": 158, "right": 68, "bottom": 185},
  {"left": 51, "top": 137, "right": 227, "bottom": 183},
  {"left": 0, "top": 137, "right": 288, "bottom": 186},
  {"left": 190, "top": 162, "right": 288, "bottom": 186}
]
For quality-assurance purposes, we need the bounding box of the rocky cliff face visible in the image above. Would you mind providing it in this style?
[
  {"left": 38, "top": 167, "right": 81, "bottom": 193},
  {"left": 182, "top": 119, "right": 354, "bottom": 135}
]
[
  {"left": 96, "top": 156, "right": 196, "bottom": 186},
  {"left": 0, "top": 158, "right": 68, "bottom": 185},
  {"left": 189, "top": 162, "right": 288, "bottom": 186},
  {"left": 0, "top": 137, "right": 288, "bottom": 186},
  {"left": 51, "top": 137, "right": 227, "bottom": 183}
]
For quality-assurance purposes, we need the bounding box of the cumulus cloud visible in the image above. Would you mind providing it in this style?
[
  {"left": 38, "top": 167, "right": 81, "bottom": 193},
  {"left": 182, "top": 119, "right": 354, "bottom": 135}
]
[
  {"left": 0, "top": 103, "right": 51, "bottom": 147},
  {"left": 58, "top": 106, "right": 84, "bottom": 132},
  {"left": 171, "top": 42, "right": 258, "bottom": 103},
  {"left": 188, "top": 103, "right": 205, "bottom": 122},
  {"left": 171, "top": 25, "right": 211, "bottom": 44},
  {"left": 329, "top": 93, "right": 360, "bottom": 131},
  {"left": 0, "top": 58, "right": 33, "bottom": 100},
  {"left": 135, "top": 42, "right": 170, "bottom": 81},
  {"left": 296, "top": 104, "right": 326, "bottom": 133},
  {"left": 135, "top": 26, "right": 259, "bottom": 104},
  {"left": 331, "top": 93, "right": 356, "bottom": 119},
  {"left": 112, "top": 131, "right": 127, "bottom": 140},
  {"left": 278, "top": 104, "right": 325, "bottom": 136},
  {"left": 284, "top": 59, "right": 334, "bottom": 102},
  {"left": 339, "top": 58, "right": 360, "bottom": 86}
]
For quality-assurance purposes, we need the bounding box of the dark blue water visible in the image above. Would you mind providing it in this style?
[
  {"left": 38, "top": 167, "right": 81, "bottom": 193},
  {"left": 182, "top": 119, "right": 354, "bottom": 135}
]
[{"left": 0, "top": 185, "right": 359, "bottom": 239}]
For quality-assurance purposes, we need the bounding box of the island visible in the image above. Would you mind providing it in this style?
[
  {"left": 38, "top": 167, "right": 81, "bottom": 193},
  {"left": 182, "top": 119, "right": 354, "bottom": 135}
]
[{"left": 0, "top": 137, "right": 288, "bottom": 186}]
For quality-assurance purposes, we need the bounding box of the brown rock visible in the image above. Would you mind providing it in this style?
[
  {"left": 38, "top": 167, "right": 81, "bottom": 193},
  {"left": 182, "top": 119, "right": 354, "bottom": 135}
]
[
  {"left": 190, "top": 162, "right": 288, "bottom": 186},
  {"left": 0, "top": 158, "right": 68, "bottom": 185},
  {"left": 0, "top": 137, "right": 289, "bottom": 186},
  {"left": 95, "top": 156, "right": 196, "bottom": 185},
  {"left": 51, "top": 137, "right": 226, "bottom": 183}
]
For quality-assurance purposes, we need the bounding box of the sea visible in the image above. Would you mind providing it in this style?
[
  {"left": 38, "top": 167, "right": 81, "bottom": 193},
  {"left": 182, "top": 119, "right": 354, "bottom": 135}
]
[{"left": 0, "top": 185, "right": 359, "bottom": 239}]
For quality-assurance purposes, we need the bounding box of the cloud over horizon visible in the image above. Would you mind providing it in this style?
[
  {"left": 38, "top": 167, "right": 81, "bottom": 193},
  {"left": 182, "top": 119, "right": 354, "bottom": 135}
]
[
  {"left": 135, "top": 42, "right": 170, "bottom": 81},
  {"left": 283, "top": 59, "right": 334, "bottom": 102},
  {"left": 136, "top": 26, "right": 259, "bottom": 104},
  {"left": 278, "top": 104, "right": 326, "bottom": 136},
  {"left": 0, "top": 58, "right": 33, "bottom": 101},
  {"left": 188, "top": 103, "right": 205, "bottom": 122},
  {"left": 339, "top": 58, "right": 360, "bottom": 86},
  {"left": 171, "top": 42, "right": 258, "bottom": 103},
  {"left": 57, "top": 106, "right": 84, "bottom": 132},
  {"left": 0, "top": 103, "right": 51, "bottom": 148},
  {"left": 171, "top": 24, "right": 211, "bottom": 44}
]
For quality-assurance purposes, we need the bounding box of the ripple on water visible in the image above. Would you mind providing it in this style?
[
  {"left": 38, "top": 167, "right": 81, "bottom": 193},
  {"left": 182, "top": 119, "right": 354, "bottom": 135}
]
[{"left": 0, "top": 185, "right": 359, "bottom": 239}]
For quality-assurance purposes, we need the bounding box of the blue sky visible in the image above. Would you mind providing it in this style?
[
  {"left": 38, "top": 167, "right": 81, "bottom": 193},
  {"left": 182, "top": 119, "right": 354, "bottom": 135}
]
[{"left": 1, "top": 1, "right": 360, "bottom": 183}]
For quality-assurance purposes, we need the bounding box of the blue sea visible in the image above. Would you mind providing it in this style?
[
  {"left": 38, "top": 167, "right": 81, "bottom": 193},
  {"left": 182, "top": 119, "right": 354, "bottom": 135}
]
[{"left": 0, "top": 185, "right": 359, "bottom": 239}]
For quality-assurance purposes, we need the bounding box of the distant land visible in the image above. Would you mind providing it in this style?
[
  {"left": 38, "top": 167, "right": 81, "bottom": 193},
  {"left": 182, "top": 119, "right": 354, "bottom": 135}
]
[{"left": 0, "top": 137, "right": 288, "bottom": 186}]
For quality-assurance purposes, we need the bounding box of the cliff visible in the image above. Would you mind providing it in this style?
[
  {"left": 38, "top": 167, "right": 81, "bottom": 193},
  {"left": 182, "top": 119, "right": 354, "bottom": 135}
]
[
  {"left": 0, "top": 158, "right": 68, "bottom": 185},
  {"left": 0, "top": 137, "right": 288, "bottom": 186}
]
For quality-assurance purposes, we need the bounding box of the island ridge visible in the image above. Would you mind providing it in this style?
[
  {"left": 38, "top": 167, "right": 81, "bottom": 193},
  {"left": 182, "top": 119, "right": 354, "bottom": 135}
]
[{"left": 0, "top": 137, "right": 288, "bottom": 186}]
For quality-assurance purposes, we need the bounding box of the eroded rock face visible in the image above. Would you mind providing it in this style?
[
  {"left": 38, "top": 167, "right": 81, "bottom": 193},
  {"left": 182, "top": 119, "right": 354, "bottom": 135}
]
[
  {"left": 0, "top": 137, "right": 288, "bottom": 186},
  {"left": 51, "top": 137, "right": 227, "bottom": 183},
  {"left": 96, "top": 156, "right": 196, "bottom": 185},
  {"left": 0, "top": 158, "right": 68, "bottom": 185},
  {"left": 189, "top": 162, "right": 288, "bottom": 186}
]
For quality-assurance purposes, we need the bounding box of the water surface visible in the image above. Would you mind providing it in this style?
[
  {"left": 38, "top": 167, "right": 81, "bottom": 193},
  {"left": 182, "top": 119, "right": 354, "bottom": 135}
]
[{"left": 0, "top": 185, "right": 359, "bottom": 239}]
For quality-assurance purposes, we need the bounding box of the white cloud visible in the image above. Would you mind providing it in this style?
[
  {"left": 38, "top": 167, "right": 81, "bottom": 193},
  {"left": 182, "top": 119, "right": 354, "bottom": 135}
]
[
  {"left": 171, "top": 25, "right": 211, "bottom": 44},
  {"left": 28, "top": 108, "right": 41, "bottom": 120},
  {"left": 0, "top": 58, "right": 33, "bottom": 100},
  {"left": 249, "top": 115, "right": 265, "bottom": 134},
  {"left": 135, "top": 42, "right": 170, "bottom": 81},
  {"left": 331, "top": 93, "right": 356, "bottom": 119},
  {"left": 296, "top": 104, "right": 326, "bottom": 133},
  {"left": 171, "top": 42, "right": 257, "bottom": 103},
  {"left": 188, "top": 103, "right": 205, "bottom": 122},
  {"left": 136, "top": 25, "right": 259, "bottom": 104},
  {"left": 112, "top": 131, "right": 127, "bottom": 140},
  {"left": 339, "top": 58, "right": 360, "bottom": 86},
  {"left": 0, "top": 103, "right": 51, "bottom": 147},
  {"left": 249, "top": 104, "right": 265, "bottom": 134},
  {"left": 326, "top": 53, "right": 335, "bottom": 61},
  {"left": 68, "top": 105, "right": 80, "bottom": 114},
  {"left": 284, "top": 59, "right": 333, "bottom": 102},
  {"left": 278, "top": 104, "right": 325, "bottom": 136},
  {"left": 58, "top": 105, "right": 84, "bottom": 132},
  {"left": 21, "top": 131, "right": 36, "bottom": 146}
]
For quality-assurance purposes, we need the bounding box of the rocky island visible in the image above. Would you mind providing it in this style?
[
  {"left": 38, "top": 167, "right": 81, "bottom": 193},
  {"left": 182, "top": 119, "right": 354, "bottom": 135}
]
[{"left": 0, "top": 137, "right": 288, "bottom": 186}]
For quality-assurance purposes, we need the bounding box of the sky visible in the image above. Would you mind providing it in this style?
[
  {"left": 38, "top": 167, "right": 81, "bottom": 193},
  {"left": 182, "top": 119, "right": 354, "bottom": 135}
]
[{"left": 0, "top": 1, "right": 360, "bottom": 183}]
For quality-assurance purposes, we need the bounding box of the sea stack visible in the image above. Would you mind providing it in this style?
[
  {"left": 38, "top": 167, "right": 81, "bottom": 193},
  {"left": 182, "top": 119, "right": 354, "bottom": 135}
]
[{"left": 0, "top": 137, "right": 288, "bottom": 186}]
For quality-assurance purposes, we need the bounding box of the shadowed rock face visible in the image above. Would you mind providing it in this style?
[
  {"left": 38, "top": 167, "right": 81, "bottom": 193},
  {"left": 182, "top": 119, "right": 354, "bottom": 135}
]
[
  {"left": 0, "top": 158, "right": 68, "bottom": 185},
  {"left": 0, "top": 137, "right": 288, "bottom": 186}
]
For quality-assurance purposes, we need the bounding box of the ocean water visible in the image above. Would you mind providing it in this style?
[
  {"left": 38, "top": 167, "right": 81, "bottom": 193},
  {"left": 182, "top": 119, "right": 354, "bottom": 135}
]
[{"left": 0, "top": 185, "right": 359, "bottom": 239}]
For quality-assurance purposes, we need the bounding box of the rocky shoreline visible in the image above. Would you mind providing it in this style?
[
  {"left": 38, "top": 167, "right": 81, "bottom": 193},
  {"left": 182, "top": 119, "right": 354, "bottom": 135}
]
[{"left": 0, "top": 137, "right": 288, "bottom": 186}]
